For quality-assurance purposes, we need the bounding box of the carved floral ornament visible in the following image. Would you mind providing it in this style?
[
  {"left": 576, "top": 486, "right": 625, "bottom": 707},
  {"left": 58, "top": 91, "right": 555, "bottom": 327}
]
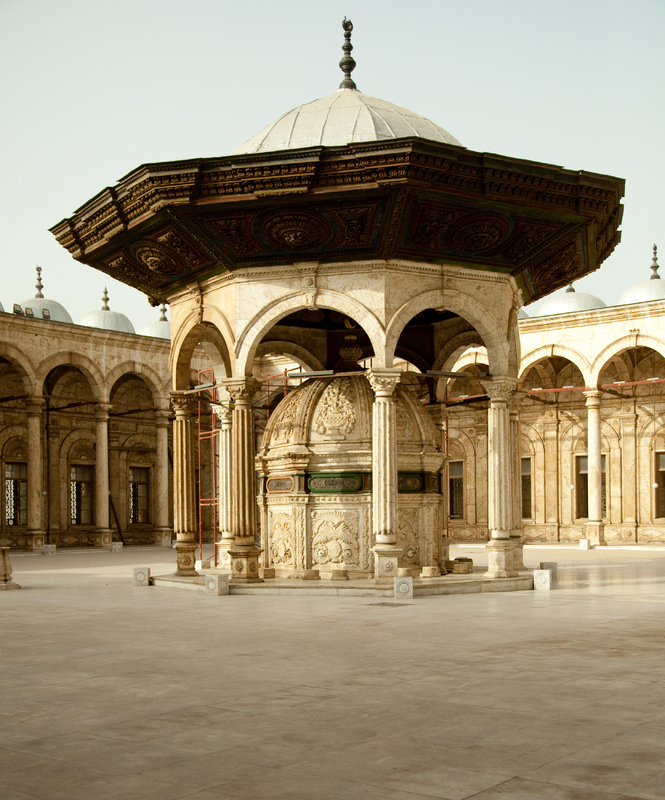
[
  {"left": 366, "top": 370, "right": 401, "bottom": 397},
  {"left": 130, "top": 241, "right": 186, "bottom": 276},
  {"left": 225, "top": 378, "right": 261, "bottom": 404},
  {"left": 171, "top": 395, "right": 197, "bottom": 414},
  {"left": 262, "top": 212, "right": 332, "bottom": 251}
]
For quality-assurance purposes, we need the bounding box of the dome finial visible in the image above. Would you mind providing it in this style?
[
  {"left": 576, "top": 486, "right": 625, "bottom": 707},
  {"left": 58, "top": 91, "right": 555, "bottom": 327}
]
[
  {"left": 159, "top": 304, "right": 168, "bottom": 322},
  {"left": 565, "top": 283, "right": 575, "bottom": 293},
  {"left": 339, "top": 17, "right": 357, "bottom": 90},
  {"left": 650, "top": 244, "right": 660, "bottom": 280},
  {"left": 102, "top": 287, "right": 110, "bottom": 311},
  {"left": 35, "top": 266, "right": 44, "bottom": 299}
]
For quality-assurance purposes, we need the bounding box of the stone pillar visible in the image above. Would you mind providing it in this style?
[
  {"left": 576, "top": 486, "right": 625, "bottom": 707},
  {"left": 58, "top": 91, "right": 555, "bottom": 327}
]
[
  {"left": 367, "top": 369, "right": 403, "bottom": 582},
  {"left": 171, "top": 394, "right": 198, "bottom": 576},
  {"left": 510, "top": 396, "right": 525, "bottom": 570},
  {"left": 225, "top": 378, "right": 263, "bottom": 583},
  {"left": 584, "top": 390, "right": 606, "bottom": 546},
  {"left": 620, "top": 407, "right": 638, "bottom": 542},
  {"left": 485, "top": 378, "right": 519, "bottom": 578},
  {"left": 154, "top": 410, "right": 172, "bottom": 547},
  {"left": 213, "top": 403, "right": 234, "bottom": 568},
  {"left": 26, "top": 397, "right": 45, "bottom": 552},
  {"left": 94, "top": 403, "right": 113, "bottom": 548},
  {"left": 436, "top": 408, "right": 450, "bottom": 568}
]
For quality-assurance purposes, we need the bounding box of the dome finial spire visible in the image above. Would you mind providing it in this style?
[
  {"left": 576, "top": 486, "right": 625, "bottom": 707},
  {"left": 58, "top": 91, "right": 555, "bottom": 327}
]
[
  {"left": 565, "top": 283, "right": 575, "bottom": 293},
  {"left": 102, "top": 287, "right": 110, "bottom": 310},
  {"left": 339, "top": 17, "right": 357, "bottom": 90},
  {"left": 159, "top": 304, "right": 167, "bottom": 322},
  {"left": 35, "top": 266, "right": 44, "bottom": 299},
  {"left": 650, "top": 244, "right": 660, "bottom": 280}
]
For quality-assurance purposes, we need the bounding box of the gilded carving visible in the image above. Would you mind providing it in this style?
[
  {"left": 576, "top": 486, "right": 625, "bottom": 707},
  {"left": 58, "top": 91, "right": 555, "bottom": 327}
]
[
  {"left": 311, "top": 509, "right": 359, "bottom": 566},
  {"left": 213, "top": 217, "right": 257, "bottom": 254},
  {"left": 157, "top": 231, "right": 201, "bottom": 265},
  {"left": 130, "top": 241, "right": 186, "bottom": 276},
  {"left": 263, "top": 213, "right": 331, "bottom": 250},
  {"left": 334, "top": 206, "right": 374, "bottom": 246},
  {"left": 446, "top": 213, "right": 511, "bottom": 254},
  {"left": 314, "top": 378, "right": 356, "bottom": 438}
]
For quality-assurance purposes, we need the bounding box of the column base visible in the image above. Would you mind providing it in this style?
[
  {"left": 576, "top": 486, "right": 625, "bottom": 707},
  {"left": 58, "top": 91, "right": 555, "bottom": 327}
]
[
  {"left": 510, "top": 536, "right": 526, "bottom": 570},
  {"left": 215, "top": 539, "right": 234, "bottom": 569},
  {"left": 93, "top": 530, "right": 113, "bottom": 549},
  {"left": 484, "top": 539, "right": 519, "bottom": 579},
  {"left": 174, "top": 543, "right": 198, "bottom": 577},
  {"left": 585, "top": 521, "right": 606, "bottom": 546},
  {"left": 28, "top": 532, "right": 46, "bottom": 552},
  {"left": 154, "top": 528, "right": 172, "bottom": 547},
  {"left": 229, "top": 544, "right": 264, "bottom": 583},
  {"left": 372, "top": 544, "right": 402, "bottom": 584}
]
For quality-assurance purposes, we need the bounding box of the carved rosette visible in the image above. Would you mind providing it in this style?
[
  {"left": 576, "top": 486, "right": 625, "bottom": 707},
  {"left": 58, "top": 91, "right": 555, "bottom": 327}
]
[{"left": 130, "top": 240, "right": 187, "bottom": 276}]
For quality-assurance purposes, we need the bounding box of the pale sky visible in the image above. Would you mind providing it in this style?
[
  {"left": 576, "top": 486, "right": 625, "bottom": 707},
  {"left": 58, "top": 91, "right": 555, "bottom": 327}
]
[{"left": 1, "top": 0, "right": 663, "bottom": 327}]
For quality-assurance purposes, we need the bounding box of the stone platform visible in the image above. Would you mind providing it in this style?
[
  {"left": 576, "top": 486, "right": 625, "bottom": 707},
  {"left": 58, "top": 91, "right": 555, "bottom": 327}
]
[{"left": 151, "top": 569, "right": 534, "bottom": 597}]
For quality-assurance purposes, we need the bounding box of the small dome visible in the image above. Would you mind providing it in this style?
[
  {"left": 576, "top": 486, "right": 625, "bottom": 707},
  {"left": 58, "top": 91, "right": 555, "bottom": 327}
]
[
  {"left": 138, "top": 305, "right": 171, "bottom": 339},
  {"left": 619, "top": 245, "right": 665, "bottom": 305},
  {"left": 537, "top": 284, "right": 606, "bottom": 316},
  {"left": 20, "top": 267, "right": 72, "bottom": 323},
  {"left": 78, "top": 288, "right": 135, "bottom": 333},
  {"left": 233, "top": 89, "right": 462, "bottom": 154}
]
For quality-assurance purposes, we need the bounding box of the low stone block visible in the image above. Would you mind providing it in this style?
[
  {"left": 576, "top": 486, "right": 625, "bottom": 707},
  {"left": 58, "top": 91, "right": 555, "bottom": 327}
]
[
  {"left": 394, "top": 576, "right": 413, "bottom": 600},
  {"left": 329, "top": 569, "right": 349, "bottom": 580},
  {"left": 111, "top": 542, "right": 123, "bottom": 552},
  {"left": 204, "top": 574, "right": 229, "bottom": 595},
  {"left": 452, "top": 558, "right": 473, "bottom": 574},
  {"left": 540, "top": 561, "right": 558, "bottom": 583},
  {"left": 579, "top": 538, "right": 590, "bottom": 550},
  {"left": 301, "top": 569, "right": 320, "bottom": 580},
  {"left": 420, "top": 566, "right": 441, "bottom": 578},
  {"left": 43, "top": 544, "right": 56, "bottom": 556},
  {"left": 1, "top": 548, "right": 21, "bottom": 590},
  {"left": 533, "top": 569, "right": 553, "bottom": 590},
  {"left": 259, "top": 567, "right": 276, "bottom": 578},
  {"left": 195, "top": 559, "right": 211, "bottom": 570},
  {"left": 397, "top": 567, "right": 414, "bottom": 578},
  {"left": 133, "top": 567, "right": 151, "bottom": 587}
]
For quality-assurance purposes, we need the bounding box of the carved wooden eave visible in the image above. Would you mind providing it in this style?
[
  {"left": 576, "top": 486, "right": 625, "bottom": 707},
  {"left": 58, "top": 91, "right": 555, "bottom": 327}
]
[{"left": 50, "top": 138, "right": 624, "bottom": 305}]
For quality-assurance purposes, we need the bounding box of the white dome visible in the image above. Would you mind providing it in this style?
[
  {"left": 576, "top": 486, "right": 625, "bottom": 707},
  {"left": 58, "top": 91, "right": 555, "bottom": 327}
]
[
  {"left": 77, "top": 289, "right": 135, "bottom": 333},
  {"left": 619, "top": 245, "right": 665, "bottom": 305},
  {"left": 518, "top": 308, "right": 529, "bottom": 319},
  {"left": 233, "top": 89, "right": 462, "bottom": 154},
  {"left": 138, "top": 305, "right": 171, "bottom": 339},
  {"left": 0, "top": 300, "right": 4, "bottom": 312},
  {"left": 537, "top": 285, "right": 606, "bottom": 316},
  {"left": 21, "top": 296, "right": 73, "bottom": 323}
]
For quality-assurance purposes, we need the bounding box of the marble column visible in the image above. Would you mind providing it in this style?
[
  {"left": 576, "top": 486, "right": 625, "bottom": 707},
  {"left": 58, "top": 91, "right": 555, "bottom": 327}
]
[
  {"left": 510, "top": 395, "right": 526, "bottom": 570},
  {"left": 171, "top": 394, "right": 198, "bottom": 575},
  {"left": 26, "top": 397, "right": 45, "bottom": 552},
  {"left": 94, "top": 402, "right": 113, "bottom": 548},
  {"left": 366, "top": 369, "right": 404, "bottom": 582},
  {"left": 584, "top": 390, "right": 606, "bottom": 546},
  {"left": 154, "top": 410, "right": 172, "bottom": 547},
  {"left": 213, "top": 403, "right": 235, "bottom": 568},
  {"left": 485, "top": 378, "right": 519, "bottom": 578},
  {"left": 225, "top": 378, "right": 263, "bottom": 583},
  {"left": 437, "top": 407, "right": 450, "bottom": 569}
]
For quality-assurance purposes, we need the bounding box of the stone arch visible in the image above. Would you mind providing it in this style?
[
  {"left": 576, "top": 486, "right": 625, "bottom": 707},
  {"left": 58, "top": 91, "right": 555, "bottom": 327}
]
[
  {"left": 235, "top": 290, "right": 385, "bottom": 376},
  {"left": 0, "top": 343, "right": 38, "bottom": 396},
  {"left": 0, "top": 427, "right": 27, "bottom": 458},
  {"left": 38, "top": 352, "right": 104, "bottom": 401},
  {"left": 105, "top": 361, "right": 169, "bottom": 407},
  {"left": 519, "top": 344, "right": 591, "bottom": 388},
  {"left": 171, "top": 319, "right": 232, "bottom": 392},
  {"left": 591, "top": 335, "right": 665, "bottom": 387},
  {"left": 385, "top": 289, "right": 510, "bottom": 376},
  {"left": 255, "top": 341, "right": 325, "bottom": 372}
]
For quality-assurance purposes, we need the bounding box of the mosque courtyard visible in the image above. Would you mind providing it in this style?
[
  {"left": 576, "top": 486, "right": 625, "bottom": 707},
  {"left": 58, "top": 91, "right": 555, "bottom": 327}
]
[{"left": 2, "top": 546, "right": 665, "bottom": 799}]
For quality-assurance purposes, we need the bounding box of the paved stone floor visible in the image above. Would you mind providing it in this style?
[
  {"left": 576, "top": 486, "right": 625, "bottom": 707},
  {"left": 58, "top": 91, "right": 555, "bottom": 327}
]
[{"left": 3, "top": 544, "right": 665, "bottom": 799}]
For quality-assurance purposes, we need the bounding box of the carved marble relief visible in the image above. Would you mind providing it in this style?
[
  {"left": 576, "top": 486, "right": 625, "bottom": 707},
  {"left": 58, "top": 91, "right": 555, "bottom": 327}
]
[
  {"left": 397, "top": 508, "right": 420, "bottom": 566},
  {"left": 314, "top": 378, "right": 356, "bottom": 439},
  {"left": 269, "top": 511, "right": 297, "bottom": 567},
  {"left": 310, "top": 508, "right": 359, "bottom": 567}
]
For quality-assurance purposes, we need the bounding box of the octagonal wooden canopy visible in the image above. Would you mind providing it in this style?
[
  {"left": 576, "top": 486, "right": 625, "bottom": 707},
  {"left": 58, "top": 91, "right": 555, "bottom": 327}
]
[{"left": 50, "top": 138, "right": 624, "bottom": 307}]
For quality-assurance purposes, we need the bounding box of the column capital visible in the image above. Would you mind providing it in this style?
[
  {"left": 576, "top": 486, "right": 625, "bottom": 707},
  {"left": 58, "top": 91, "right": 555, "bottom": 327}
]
[
  {"left": 155, "top": 409, "right": 171, "bottom": 427},
  {"left": 223, "top": 377, "right": 261, "bottom": 404},
  {"left": 366, "top": 368, "right": 401, "bottom": 397},
  {"left": 95, "top": 402, "right": 112, "bottom": 420},
  {"left": 212, "top": 403, "right": 233, "bottom": 427},
  {"left": 584, "top": 389, "right": 602, "bottom": 405},
  {"left": 25, "top": 396, "right": 45, "bottom": 415},
  {"left": 486, "top": 377, "right": 517, "bottom": 403},
  {"left": 170, "top": 393, "right": 197, "bottom": 415},
  {"left": 508, "top": 392, "right": 526, "bottom": 415}
]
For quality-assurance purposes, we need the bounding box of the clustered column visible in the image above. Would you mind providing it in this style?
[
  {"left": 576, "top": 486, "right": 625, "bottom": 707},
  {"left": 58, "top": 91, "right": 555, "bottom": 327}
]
[
  {"left": 366, "top": 369, "right": 402, "bottom": 582},
  {"left": 171, "top": 394, "right": 198, "bottom": 576},
  {"left": 213, "top": 403, "right": 234, "bottom": 567},
  {"left": 154, "top": 410, "right": 172, "bottom": 547},
  {"left": 94, "top": 402, "right": 113, "bottom": 549},
  {"left": 584, "top": 390, "right": 606, "bottom": 546},
  {"left": 26, "top": 397, "right": 45, "bottom": 552},
  {"left": 484, "top": 377, "right": 519, "bottom": 578},
  {"left": 225, "top": 378, "right": 263, "bottom": 583}
]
